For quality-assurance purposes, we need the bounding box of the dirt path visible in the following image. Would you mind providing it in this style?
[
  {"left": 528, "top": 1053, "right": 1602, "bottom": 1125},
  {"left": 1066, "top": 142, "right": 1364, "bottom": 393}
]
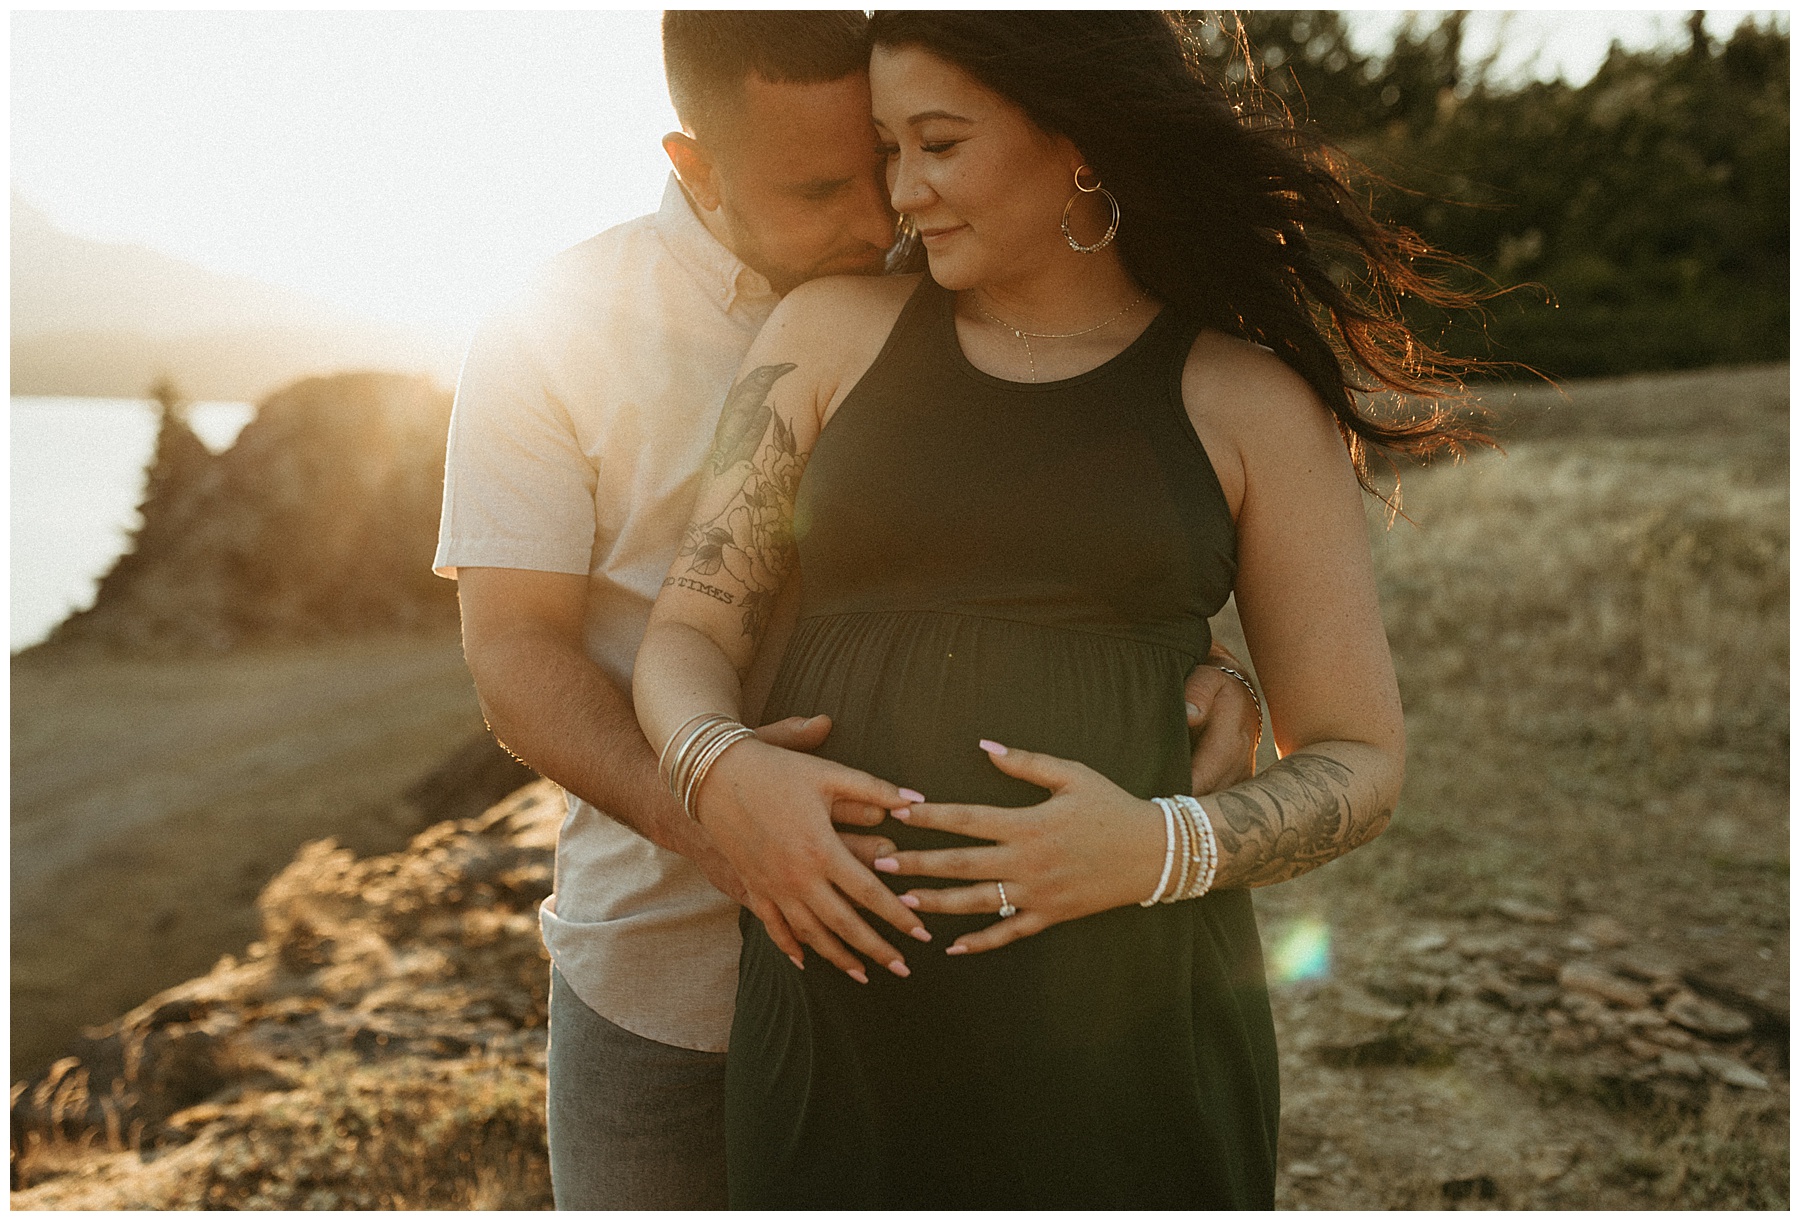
[{"left": 11, "top": 631, "right": 488, "bottom": 1081}]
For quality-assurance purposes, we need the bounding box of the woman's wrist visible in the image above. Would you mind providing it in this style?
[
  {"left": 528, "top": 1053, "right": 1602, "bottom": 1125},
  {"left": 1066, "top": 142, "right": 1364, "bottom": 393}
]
[
  {"left": 660, "top": 712, "right": 756, "bottom": 822},
  {"left": 1141, "top": 794, "right": 1219, "bottom": 905}
]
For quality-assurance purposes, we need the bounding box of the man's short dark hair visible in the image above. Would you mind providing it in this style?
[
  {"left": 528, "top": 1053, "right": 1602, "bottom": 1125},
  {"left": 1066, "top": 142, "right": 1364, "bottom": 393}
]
[{"left": 662, "top": 10, "right": 871, "bottom": 142}]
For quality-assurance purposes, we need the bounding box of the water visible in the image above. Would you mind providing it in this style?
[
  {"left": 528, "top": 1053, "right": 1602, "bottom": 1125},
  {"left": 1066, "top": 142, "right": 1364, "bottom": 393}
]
[{"left": 11, "top": 397, "right": 255, "bottom": 651}]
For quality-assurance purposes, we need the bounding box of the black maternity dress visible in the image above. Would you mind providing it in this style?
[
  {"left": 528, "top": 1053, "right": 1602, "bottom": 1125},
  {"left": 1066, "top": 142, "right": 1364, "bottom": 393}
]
[{"left": 732, "top": 276, "right": 1280, "bottom": 1209}]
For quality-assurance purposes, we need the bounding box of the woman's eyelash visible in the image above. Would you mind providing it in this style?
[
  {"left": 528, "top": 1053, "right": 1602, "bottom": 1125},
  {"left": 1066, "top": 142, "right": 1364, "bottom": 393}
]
[{"left": 877, "top": 141, "right": 960, "bottom": 158}]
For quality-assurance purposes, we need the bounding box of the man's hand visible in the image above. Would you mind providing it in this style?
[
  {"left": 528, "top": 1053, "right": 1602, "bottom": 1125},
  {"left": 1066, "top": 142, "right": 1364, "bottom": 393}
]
[
  {"left": 456, "top": 570, "right": 897, "bottom": 963},
  {"left": 1184, "top": 642, "right": 1263, "bottom": 794}
]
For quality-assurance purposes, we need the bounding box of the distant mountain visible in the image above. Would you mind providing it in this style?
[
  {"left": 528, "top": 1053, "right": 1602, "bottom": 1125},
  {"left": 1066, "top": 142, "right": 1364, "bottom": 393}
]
[{"left": 10, "top": 194, "right": 460, "bottom": 400}]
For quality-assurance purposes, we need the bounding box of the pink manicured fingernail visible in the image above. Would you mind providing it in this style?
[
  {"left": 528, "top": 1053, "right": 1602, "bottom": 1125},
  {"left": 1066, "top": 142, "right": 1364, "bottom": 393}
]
[
  {"left": 891, "top": 807, "right": 912, "bottom": 821},
  {"left": 898, "top": 893, "right": 921, "bottom": 909},
  {"left": 873, "top": 856, "right": 900, "bottom": 873},
  {"left": 788, "top": 954, "right": 804, "bottom": 970},
  {"left": 978, "top": 739, "right": 1008, "bottom": 757},
  {"left": 945, "top": 944, "right": 970, "bottom": 956},
  {"left": 848, "top": 968, "right": 869, "bottom": 984},
  {"left": 888, "top": 959, "right": 910, "bottom": 978},
  {"left": 898, "top": 788, "right": 925, "bottom": 804},
  {"left": 909, "top": 925, "right": 932, "bottom": 942}
]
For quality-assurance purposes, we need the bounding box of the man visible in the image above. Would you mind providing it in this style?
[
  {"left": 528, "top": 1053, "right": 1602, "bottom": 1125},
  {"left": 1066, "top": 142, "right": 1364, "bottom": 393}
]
[{"left": 435, "top": 11, "right": 1260, "bottom": 1209}]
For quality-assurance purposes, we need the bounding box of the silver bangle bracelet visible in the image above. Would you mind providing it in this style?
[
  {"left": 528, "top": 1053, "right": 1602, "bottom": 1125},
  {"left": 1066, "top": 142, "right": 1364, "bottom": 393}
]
[
  {"left": 681, "top": 724, "right": 755, "bottom": 822},
  {"left": 659, "top": 712, "right": 725, "bottom": 794}
]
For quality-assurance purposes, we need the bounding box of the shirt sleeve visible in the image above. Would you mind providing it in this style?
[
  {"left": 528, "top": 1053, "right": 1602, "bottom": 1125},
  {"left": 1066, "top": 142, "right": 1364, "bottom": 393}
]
[{"left": 433, "top": 304, "right": 599, "bottom": 579}]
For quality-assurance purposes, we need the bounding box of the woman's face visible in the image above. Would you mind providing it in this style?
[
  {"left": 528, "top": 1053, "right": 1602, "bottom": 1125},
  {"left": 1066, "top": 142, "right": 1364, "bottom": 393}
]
[{"left": 870, "top": 44, "right": 1083, "bottom": 291}]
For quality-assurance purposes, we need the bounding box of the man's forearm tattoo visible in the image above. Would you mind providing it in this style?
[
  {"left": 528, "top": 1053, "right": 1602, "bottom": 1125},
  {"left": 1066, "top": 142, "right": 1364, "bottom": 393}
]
[
  {"left": 677, "top": 363, "right": 807, "bottom": 641},
  {"left": 1209, "top": 752, "right": 1393, "bottom": 887}
]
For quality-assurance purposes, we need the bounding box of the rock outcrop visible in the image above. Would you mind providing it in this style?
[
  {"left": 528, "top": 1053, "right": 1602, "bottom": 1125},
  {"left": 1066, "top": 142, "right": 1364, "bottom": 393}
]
[
  {"left": 1284, "top": 903, "right": 1785, "bottom": 1107},
  {"left": 12, "top": 781, "right": 560, "bottom": 1208},
  {"left": 16, "top": 784, "right": 1785, "bottom": 1207},
  {"left": 44, "top": 372, "right": 459, "bottom": 655}
]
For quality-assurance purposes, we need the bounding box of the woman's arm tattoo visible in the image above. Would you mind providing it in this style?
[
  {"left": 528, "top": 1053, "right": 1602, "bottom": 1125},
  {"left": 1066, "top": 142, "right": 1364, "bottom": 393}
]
[
  {"left": 676, "top": 363, "right": 807, "bottom": 642},
  {"left": 1208, "top": 752, "right": 1394, "bottom": 888}
]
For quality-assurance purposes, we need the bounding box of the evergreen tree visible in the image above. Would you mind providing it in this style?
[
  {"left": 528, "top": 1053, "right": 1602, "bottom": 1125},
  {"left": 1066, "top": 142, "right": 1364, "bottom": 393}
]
[{"left": 1211, "top": 10, "right": 1788, "bottom": 377}]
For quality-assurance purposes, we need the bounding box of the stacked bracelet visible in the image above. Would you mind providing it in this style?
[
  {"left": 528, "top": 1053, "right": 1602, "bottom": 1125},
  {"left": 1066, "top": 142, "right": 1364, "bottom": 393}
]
[
  {"left": 1170, "top": 794, "right": 1194, "bottom": 903},
  {"left": 658, "top": 713, "right": 756, "bottom": 822},
  {"left": 1140, "top": 797, "right": 1178, "bottom": 906},
  {"left": 1144, "top": 794, "right": 1220, "bottom": 905},
  {"left": 1174, "top": 795, "right": 1219, "bottom": 899}
]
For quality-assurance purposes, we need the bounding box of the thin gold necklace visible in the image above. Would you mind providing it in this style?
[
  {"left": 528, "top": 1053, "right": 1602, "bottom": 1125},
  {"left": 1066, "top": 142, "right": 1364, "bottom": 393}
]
[{"left": 969, "top": 289, "right": 1149, "bottom": 382}]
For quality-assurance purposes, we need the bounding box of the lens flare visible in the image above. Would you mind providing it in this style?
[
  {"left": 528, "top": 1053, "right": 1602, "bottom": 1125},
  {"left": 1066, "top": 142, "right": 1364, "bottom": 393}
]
[{"left": 1271, "top": 919, "right": 1331, "bottom": 984}]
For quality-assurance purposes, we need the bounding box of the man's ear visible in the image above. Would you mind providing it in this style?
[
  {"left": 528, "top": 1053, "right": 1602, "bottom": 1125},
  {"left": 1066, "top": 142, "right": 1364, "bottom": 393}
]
[{"left": 662, "top": 132, "right": 722, "bottom": 212}]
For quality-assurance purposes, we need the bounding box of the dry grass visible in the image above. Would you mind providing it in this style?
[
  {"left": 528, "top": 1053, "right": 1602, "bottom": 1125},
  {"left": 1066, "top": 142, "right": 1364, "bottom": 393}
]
[
  {"left": 13, "top": 1053, "right": 551, "bottom": 1209},
  {"left": 1377, "top": 437, "right": 1785, "bottom": 775},
  {"left": 1257, "top": 363, "right": 1788, "bottom": 1209}
]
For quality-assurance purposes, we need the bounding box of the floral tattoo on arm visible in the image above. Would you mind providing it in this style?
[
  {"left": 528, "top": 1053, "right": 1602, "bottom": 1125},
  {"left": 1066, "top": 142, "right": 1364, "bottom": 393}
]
[
  {"left": 674, "top": 363, "right": 807, "bottom": 642},
  {"left": 1208, "top": 752, "right": 1394, "bottom": 887}
]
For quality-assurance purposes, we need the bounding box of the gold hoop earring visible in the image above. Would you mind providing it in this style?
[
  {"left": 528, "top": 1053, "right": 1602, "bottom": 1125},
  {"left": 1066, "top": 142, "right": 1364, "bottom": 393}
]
[{"left": 1062, "top": 165, "right": 1119, "bottom": 254}]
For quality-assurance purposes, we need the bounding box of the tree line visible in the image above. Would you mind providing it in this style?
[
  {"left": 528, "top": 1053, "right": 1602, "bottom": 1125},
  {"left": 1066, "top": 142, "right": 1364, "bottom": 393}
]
[{"left": 1212, "top": 10, "right": 1788, "bottom": 379}]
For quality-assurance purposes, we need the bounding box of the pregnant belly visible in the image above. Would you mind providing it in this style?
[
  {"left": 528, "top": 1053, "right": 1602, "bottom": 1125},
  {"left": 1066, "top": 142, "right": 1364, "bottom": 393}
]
[{"left": 763, "top": 609, "right": 1197, "bottom": 858}]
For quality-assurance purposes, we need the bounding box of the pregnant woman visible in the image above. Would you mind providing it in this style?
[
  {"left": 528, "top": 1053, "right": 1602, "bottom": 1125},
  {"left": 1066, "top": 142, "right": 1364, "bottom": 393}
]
[{"left": 634, "top": 11, "right": 1484, "bottom": 1208}]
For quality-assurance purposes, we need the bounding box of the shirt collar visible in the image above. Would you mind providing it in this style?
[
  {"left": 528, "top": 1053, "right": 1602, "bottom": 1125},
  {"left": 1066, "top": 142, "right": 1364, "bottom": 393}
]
[{"left": 653, "top": 173, "right": 778, "bottom": 313}]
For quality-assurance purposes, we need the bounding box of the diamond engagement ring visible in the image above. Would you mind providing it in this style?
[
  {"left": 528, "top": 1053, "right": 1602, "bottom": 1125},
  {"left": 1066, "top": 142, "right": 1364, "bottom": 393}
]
[{"left": 996, "top": 882, "right": 1017, "bottom": 919}]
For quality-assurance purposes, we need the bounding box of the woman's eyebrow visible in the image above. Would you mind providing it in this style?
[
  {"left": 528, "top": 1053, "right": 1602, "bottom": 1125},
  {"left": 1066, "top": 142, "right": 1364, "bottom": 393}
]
[{"left": 908, "top": 109, "right": 972, "bottom": 125}]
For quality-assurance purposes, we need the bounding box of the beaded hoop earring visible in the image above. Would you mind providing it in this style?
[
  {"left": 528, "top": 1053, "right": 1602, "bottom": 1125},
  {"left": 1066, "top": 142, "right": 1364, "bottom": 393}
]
[{"left": 1061, "top": 164, "right": 1120, "bottom": 254}]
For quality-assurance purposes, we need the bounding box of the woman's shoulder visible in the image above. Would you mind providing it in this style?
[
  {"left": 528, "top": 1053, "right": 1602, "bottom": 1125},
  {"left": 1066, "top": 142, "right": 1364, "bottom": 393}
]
[
  {"left": 767, "top": 273, "right": 924, "bottom": 339},
  {"left": 1180, "top": 329, "right": 1343, "bottom": 451},
  {"left": 1174, "top": 329, "right": 1350, "bottom": 513},
  {"left": 1181, "top": 331, "right": 1320, "bottom": 419},
  {"left": 752, "top": 274, "right": 926, "bottom": 409}
]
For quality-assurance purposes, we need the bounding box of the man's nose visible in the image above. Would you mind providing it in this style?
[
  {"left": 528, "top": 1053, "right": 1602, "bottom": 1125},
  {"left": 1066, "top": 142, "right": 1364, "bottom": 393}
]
[{"left": 846, "top": 169, "right": 899, "bottom": 251}]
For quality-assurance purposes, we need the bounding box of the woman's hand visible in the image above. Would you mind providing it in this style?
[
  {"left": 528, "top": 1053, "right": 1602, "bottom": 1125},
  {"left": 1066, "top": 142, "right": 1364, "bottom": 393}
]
[
  {"left": 876, "top": 740, "right": 1167, "bottom": 956},
  {"left": 694, "top": 736, "right": 934, "bottom": 981},
  {"left": 678, "top": 715, "right": 902, "bottom": 956}
]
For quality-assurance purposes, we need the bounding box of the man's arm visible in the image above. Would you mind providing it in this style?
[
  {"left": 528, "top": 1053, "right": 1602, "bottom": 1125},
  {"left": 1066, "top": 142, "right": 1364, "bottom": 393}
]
[
  {"left": 457, "top": 567, "right": 888, "bottom": 907},
  {"left": 456, "top": 566, "right": 732, "bottom": 883},
  {"left": 1184, "top": 641, "right": 1263, "bottom": 795}
]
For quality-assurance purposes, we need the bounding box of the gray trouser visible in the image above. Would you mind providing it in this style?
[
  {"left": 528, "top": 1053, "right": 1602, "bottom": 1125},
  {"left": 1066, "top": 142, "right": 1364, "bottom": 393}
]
[{"left": 546, "top": 967, "right": 729, "bottom": 1210}]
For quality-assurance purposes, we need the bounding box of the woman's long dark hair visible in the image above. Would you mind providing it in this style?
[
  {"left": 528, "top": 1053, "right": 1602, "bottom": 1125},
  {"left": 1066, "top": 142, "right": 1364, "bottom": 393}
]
[{"left": 870, "top": 9, "right": 1494, "bottom": 492}]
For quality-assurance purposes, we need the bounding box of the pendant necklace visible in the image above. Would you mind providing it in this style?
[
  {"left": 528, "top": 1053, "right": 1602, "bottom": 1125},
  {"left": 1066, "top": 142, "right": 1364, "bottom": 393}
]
[{"left": 970, "top": 290, "right": 1149, "bottom": 382}]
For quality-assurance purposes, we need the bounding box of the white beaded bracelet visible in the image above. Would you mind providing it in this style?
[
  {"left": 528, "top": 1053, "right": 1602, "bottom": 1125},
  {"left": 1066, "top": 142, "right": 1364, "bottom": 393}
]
[
  {"left": 1141, "top": 797, "right": 1178, "bottom": 906},
  {"left": 1170, "top": 792, "right": 1194, "bottom": 902},
  {"left": 1172, "top": 794, "right": 1219, "bottom": 900}
]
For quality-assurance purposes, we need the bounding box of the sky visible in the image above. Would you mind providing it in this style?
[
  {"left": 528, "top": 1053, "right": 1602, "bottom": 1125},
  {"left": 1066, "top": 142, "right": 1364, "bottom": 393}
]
[{"left": 10, "top": 8, "right": 1787, "bottom": 348}]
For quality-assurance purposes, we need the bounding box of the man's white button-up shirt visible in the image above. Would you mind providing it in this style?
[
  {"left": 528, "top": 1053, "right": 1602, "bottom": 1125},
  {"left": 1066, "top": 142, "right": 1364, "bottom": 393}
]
[{"left": 436, "top": 175, "right": 780, "bottom": 1051}]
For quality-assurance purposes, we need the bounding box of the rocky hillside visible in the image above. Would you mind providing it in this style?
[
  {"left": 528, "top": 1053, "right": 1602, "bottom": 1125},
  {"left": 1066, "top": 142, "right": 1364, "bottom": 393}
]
[
  {"left": 42, "top": 372, "right": 460, "bottom": 655},
  {"left": 12, "top": 781, "right": 560, "bottom": 1208},
  {"left": 11, "top": 775, "right": 1783, "bottom": 1208}
]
